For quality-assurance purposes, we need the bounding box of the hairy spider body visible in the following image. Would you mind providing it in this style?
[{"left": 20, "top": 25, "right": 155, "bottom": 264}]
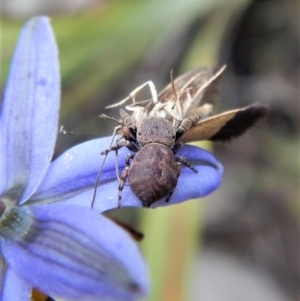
[{"left": 101, "top": 111, "right": 197, "bottom": 208}]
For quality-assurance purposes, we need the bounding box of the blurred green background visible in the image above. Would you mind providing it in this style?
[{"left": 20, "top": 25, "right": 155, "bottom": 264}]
[{"left": 1, "top": 0, "right": 299, "bottom": 300}]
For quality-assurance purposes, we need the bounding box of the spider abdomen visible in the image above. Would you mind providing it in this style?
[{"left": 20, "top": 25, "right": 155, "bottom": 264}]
[{"left": 128, "top": 143, "right": 179, "bottom": 207}]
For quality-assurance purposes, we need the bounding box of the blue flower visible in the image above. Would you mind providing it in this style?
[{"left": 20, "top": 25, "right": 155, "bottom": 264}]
[
  {"left": 31, "top": 138, "right": 223, "bottom": 212},
  {"left": 0, "top": 17, "right": 148, "bottom": 301}
]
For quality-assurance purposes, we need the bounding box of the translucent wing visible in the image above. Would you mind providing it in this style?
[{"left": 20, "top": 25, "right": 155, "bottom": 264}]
[
  {"left": 156, "top": 65, "right": 226, "bottom": 119},
  {"left": 157, "top": 68, "right": 206, "bottom": 102}
]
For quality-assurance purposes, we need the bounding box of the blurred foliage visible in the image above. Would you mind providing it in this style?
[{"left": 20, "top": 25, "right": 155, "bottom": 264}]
[
  {"left": 1, "top": 0, "right": 300, "bottom": 300},
  {"left": 1, "top": 0, "right": 250, "bottom": 154}
]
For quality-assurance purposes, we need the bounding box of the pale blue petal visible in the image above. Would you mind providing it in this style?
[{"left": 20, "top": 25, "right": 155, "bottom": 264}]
[
  {"left": 29, "top": 137, "right": 223, "bottom": 211},
  {"left": 1, "top": 265, "right": 31, "bottom": 301},
  {"left": 29, "top": 137, "right": 116, "bottom": 207},
  {"left": 0, "top": 16, "right": 60, "bottom": 204},
  {"left": 1, "top": 203, "right": 149, "bottom": 301}
]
